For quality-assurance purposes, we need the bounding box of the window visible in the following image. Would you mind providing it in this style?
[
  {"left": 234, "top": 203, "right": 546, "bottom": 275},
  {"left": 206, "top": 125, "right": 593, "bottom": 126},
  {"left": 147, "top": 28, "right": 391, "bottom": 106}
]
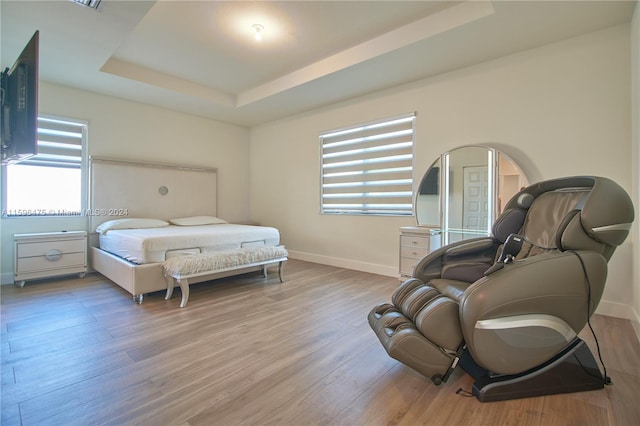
[
  {"left": 320, "top": 113, "right": 416, "bottom": 216},
  {"left": 2, "top": 115, "right": 87, "bottom": 216}
]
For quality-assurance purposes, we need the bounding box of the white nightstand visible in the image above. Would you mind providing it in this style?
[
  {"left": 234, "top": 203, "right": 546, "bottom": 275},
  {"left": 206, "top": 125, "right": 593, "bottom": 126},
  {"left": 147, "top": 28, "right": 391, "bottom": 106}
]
[
  {"left": 399, "top": 226, "right": 441, "bottom": 279},
  {"left": 14, "top": 231, "right": 87, "bottom": 287}
]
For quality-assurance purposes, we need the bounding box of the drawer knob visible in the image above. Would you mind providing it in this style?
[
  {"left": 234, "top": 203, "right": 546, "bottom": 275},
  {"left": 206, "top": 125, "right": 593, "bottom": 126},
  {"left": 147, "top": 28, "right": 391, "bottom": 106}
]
[{"left": 45, "top": 249, "right": 63, "bottom": 261}]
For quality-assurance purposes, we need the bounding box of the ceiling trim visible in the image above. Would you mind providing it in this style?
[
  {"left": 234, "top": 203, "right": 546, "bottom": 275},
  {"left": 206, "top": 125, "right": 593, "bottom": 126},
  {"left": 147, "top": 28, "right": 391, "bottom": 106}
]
[
  {"left": 99, "top": 1, "right": 495, "bottom": 111},
  {"left": 100, "top": 57, "right": 236, "bottom": 107}
]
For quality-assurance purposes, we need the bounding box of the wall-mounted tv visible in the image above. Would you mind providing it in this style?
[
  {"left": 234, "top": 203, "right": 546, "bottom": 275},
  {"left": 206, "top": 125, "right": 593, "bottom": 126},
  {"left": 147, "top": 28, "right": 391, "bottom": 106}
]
[{"left": 1, "top": 31, "right": 39, "bottom": 165}]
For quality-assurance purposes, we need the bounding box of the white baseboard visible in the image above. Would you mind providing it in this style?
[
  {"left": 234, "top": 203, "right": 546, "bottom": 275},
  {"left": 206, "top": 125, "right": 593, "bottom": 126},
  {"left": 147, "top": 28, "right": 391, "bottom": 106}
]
[
  {"left": 287, "top": 250, "right": 398, "bottom": 278},
  {"left": 631, "top": 307, "right": 640, "bottom": 345},
  {"left": 595, "top": 299, "right": 635, "bottom": 320}
]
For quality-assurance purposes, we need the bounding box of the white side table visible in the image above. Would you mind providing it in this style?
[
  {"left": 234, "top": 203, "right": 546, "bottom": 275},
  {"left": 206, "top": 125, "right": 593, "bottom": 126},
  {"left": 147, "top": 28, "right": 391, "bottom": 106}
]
[
  {"left": 14, "top": 231, "right": 87, "bottom": 287},
  {"left": 399, "top": 226, "right": 441, "bottom": 279}
]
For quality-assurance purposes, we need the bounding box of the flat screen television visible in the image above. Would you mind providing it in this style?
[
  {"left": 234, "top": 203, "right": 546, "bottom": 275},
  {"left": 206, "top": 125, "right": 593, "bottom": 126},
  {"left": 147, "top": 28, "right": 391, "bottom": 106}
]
[{"left": 1, "top": 31, "right": 39, "bottom": 165}]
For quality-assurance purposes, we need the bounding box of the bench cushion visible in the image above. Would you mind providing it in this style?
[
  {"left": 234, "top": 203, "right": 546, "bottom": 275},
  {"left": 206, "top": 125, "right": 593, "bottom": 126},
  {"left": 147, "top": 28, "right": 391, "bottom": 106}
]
[{"left": 163, "top": 246, "right": 288, "bottom": 278}]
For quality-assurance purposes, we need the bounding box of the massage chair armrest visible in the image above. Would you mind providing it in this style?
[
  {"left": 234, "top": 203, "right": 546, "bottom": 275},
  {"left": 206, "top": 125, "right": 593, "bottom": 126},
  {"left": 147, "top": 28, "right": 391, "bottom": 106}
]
[
  {"left": 459, "top": 250, "right": 608, "bottom": 374},
  {"left": 413, "top": 237, "right": 500, "bottom": 283}
]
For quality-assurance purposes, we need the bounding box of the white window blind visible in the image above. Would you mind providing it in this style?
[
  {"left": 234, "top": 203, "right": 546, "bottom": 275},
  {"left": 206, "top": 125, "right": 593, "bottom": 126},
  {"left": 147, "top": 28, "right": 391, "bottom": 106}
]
[
  {"left": 3, "top": 115, "right": 86, "bottom": 216},
  {"left": 20, "top": 116, "right": 85, "bottom": 168},
  {"left": 320, "top": 113, "right": 415, "bottom": 216}
]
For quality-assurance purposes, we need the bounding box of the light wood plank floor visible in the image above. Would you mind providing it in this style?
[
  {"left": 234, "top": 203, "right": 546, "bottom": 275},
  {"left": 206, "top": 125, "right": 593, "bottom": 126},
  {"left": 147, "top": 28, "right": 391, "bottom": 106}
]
[{"left": 2, "top": 259, "right": 639, "bottom": 426}]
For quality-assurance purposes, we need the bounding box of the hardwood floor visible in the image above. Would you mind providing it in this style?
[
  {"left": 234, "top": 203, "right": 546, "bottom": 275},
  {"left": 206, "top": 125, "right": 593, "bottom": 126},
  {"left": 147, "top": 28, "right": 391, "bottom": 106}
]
[{"left": 2, "top": 259, "right": 639, "bottom": 426}]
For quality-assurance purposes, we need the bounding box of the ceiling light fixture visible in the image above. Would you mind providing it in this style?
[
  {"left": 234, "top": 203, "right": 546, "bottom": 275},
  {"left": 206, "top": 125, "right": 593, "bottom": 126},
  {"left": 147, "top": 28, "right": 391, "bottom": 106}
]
[
  {"left": 70, "top": 0, "right": 102, "bottom": 9},
  {"left": 252, "top": 24, "right": 264, "bottom": 42}
]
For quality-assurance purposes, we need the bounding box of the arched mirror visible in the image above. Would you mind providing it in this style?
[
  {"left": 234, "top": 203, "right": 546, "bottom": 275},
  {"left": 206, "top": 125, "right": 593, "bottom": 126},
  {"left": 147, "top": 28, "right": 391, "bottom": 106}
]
[{"left": 415, "top": 145, "right": 529, "bottom": 246}]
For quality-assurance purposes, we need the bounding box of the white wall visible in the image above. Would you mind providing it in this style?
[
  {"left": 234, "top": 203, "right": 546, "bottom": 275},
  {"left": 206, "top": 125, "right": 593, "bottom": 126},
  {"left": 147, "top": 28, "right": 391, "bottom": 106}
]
[
  {"left": 250, "top": 24, "right": 634, "bottom": 318},
  {"left": 0, "top": 83, "right": 250, "bottom": 283}
]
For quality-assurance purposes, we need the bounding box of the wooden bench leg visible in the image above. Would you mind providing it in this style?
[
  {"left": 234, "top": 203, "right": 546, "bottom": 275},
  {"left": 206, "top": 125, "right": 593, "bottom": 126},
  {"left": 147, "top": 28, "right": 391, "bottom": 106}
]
[
  {"left": 165, "top": 275, "right": 190, "bottom": 308},
  {"left": 164, "top": 275, "right": 174, "bottom": 300},
  {"left": 178, "top": 277, "right": 190, "bottom": 308},
  {"left": 163, "top": 254, "right": 288, "bottom": 308}
]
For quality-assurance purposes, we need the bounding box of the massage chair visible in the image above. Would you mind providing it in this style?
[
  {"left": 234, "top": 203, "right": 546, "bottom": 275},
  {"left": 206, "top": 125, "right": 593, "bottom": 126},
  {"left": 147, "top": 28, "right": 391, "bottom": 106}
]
[{"left": 368, "top": 176, "right": 634, "bottom": 401}]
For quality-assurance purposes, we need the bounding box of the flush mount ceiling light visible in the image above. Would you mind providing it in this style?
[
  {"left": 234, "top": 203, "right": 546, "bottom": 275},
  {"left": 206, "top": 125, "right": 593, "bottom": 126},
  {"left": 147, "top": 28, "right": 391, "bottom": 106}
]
[
  {"left": 70, "top": 0, "right": 102, "bottom": 9},
  {"left": 251, "top": 24, "right": 264, "bottom": 42}
]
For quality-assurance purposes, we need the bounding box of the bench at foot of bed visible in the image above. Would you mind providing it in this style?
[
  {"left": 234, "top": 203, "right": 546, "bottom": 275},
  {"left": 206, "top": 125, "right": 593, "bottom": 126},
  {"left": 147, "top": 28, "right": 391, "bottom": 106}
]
[{"left": 162, "top": 246, "right": 288, "bottom": 308}]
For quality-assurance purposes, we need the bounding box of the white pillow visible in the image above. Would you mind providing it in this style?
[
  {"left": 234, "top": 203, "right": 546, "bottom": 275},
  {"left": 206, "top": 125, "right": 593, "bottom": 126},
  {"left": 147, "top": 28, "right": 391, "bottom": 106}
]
[
  {"left": 169, "top": 216, "right": 227, "bottom": 226},
  {"left": 96, "top": 218, "right": 169, "bottom": 234}
]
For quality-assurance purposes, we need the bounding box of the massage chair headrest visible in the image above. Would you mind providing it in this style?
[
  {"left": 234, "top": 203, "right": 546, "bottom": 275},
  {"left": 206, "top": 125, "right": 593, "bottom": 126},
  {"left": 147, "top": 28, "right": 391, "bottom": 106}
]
[{"left": 492, "top": 176, "right": 634, "bottom": 248}]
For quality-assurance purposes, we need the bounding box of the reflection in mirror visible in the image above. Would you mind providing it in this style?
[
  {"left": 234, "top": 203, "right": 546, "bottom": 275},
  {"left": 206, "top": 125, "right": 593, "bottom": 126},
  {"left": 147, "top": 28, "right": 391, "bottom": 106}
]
[
  {"left": 443, "top": 145, "right": 493, "bottom": 244},
  {"left": 416, "top": 158, "right": 440, "bottom": 225},
  {"left": 497, "top": 152, "right": 527, "bottom": 215},
  {"left": 415, "top": 145, "right": 528, "bottom": 246}
]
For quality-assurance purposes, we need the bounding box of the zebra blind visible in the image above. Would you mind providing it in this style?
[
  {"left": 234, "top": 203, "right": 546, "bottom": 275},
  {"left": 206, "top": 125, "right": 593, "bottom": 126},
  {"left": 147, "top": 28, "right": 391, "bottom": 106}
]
[
  {"left": 320, "top": 113, "right": 415, "bottom": 216},
  {"left": 3, "top": 115, "right": 86, "bottom": 216},
  {"left": 19, "top": 116, "right": 85, "bottom": 168}
]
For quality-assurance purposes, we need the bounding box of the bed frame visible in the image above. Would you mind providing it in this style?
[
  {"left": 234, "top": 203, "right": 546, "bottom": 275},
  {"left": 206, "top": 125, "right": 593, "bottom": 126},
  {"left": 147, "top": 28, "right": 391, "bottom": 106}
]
[
  {"left": 88, "top": 157, "right": 268, "bottom": 303},
  {"left": 90, "top": 246, "right": 274, "bottom": 303}
]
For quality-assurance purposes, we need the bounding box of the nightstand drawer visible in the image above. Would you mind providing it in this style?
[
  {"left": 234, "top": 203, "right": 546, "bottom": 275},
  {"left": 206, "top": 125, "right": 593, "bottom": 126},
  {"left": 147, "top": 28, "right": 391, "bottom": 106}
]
[
  {"left": 400, "top": 245, "right": 427, "bottom": 260},
  {"left": 400, "top": 257, "right": 419, "bottom": 276},
  {"left": 400, "top": 235, "right": 428, "bottom": 250},
  {"left": 17, "top": 239, "right": 85, "bottom": 258},
  {"left": 16, "top": 252, "right": 86, "bottom": 273}
]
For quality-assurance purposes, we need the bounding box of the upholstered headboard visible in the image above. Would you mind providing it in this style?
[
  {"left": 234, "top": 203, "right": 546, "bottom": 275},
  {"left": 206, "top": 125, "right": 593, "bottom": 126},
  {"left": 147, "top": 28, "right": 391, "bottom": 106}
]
[{"left": 89, "top": 157, "right": 218, "bottom": 233}]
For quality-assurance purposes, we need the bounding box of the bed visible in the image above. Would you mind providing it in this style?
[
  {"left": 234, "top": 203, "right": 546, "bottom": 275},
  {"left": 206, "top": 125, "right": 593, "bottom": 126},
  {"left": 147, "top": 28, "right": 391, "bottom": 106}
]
[{"left": 88, "top": 157, "right": 282, "bottom": 303}]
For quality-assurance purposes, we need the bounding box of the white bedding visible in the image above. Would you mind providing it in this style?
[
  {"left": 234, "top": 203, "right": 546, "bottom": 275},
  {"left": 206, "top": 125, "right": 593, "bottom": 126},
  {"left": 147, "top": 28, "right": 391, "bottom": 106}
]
[{"left": 98, "top": 224, "right": 280, "bottom": 264}]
